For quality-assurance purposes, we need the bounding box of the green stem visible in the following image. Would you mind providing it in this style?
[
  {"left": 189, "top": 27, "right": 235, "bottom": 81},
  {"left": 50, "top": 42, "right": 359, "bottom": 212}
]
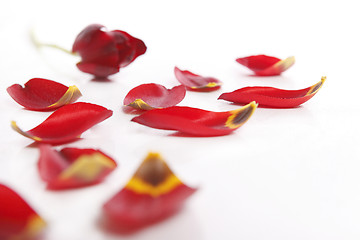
[{"left": 30, "top": 28, "right": 77, "bottom": 56}]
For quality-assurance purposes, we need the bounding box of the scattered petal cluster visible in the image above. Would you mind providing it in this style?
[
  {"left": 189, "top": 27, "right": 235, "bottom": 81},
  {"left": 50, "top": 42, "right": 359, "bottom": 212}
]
[{"left": 3, "top": 22, "right": 328, "bottom": 238}]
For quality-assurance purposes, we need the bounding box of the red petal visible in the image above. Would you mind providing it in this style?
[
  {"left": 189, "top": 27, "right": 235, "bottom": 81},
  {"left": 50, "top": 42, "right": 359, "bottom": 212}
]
[
  {"left": 11, "top": 102, "right": 113, "bottom": 144},
  {"left": 110, "top": 30, "right": 147, "bottom": 68},
  {"left": 72, "top": 24, "right": 120, "bottom": 78},
  {"left": 218, "top": 77, "right": 326, "bottom": 108},
  {"left": 7, "top": 78, "right": 82, "bottom": 111},
  {"left": 174, "top": 67, "right": 222, "bottom": 91},
  {"left": 38, "top": 144, "right": 117, "bottom": 190},
  {"left": 102, "top": 152, "right": 196, "bottom": 232},
  {"left": 124, "top": 84, "right": 186, "bottom": 110},
  {"left": 236, "top": 55, "right": 295, "bottom": 76},
  {"left": 0, "top": 184, "right": 46, "bottom": 239},
  {"left": 72, "top": 24, "right": 146, "bottom": 79},
  {"left": 131, "top": 102, "right": 257, "bottom": 137}
]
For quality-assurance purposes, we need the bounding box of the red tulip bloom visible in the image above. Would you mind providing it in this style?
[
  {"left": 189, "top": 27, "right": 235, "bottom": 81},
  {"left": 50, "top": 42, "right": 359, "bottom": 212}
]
[{"left": 72, "top": 24, "right": 147, "bottom": 79}]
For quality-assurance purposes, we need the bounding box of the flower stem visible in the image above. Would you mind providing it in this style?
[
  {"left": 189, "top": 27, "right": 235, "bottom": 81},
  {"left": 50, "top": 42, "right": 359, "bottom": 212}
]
[{"left": 30, "top": 28, "right": 77, "bottom": 56}]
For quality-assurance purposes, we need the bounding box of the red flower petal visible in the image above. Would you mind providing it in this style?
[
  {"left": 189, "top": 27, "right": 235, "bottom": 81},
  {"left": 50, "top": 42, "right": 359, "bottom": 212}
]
[
  {"left": 72, "top": 24, "right": 146, "bottom": 79},
  {"left": 102, "top": 152, "right": 196, "bottom": 232},
  {"left": 123, "top": 84, "right": 186, "bottom": 110},
  {"left": 236, "top": 55, "right": 295, "bottom": 76},
  {"left": 131, "top": 102, "right": 257, "bottom": 137},
  {"left": 7, "top": 78, "right": 82, "bottom": 111},
  {"left": 0, "top": 184, "right": 46, "bottom": 240},
  {"left": 11, "top": 102, "right": 113, "bottom": 144},
  {"left": 38, "top": 144, "right": 117, "bottom": 190},
  {"left": 218, "top": 77, "right": 326, "bottom": 108},
  {"left": 174, "top": 67, "right": 222, "bottom": 91}
]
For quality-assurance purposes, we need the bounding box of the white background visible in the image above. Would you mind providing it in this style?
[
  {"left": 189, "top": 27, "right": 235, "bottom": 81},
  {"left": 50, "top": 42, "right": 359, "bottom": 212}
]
[{"left": 1, "top": 0, "right": 360, "bottom": 239}]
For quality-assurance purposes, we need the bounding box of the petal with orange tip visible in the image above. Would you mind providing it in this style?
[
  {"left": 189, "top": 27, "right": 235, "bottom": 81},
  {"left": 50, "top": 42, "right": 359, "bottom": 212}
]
[
  {"left": 7, "top": 78, "right": 82, "bottom": 111},
  {"left": 123, "top": 84, "right": 186, "bottom": 111},
  {"left": 219, "top": 77, "right": 326, "bottom": 108},
  {"left": 102, "top": 152, "right": 196, "bottom": 232},
  {"left": 11, "top": 102, "right": 113, "bottom": 144},
  {"left": 131, "top": 102, "right": 257, "bottom": 137},
  {"left": 174, "top": 67, "right": 222, "bottom": 91},
  {"left": 38, "top": 144, "right": 117, "bottom": 190},
  {"left": 0, "top": 184, "right": 46, "bottom": 240},
  {"left": 236, "top": 55, "right": 295, "bottom": 76}
]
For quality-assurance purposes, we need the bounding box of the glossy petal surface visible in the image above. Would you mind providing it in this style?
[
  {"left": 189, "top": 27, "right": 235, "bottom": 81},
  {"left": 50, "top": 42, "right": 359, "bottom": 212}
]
[
  {"left": 103, "top": 152, "right": 196, "bottom": 232},
  {"left": 174, "top": 67, "right": 222, "bottom": 91},
  {"left": 236, "top": 55, "right": 295, "bottom": 76},
  {"left": 219, "top": 77, "right": 326, "bottom": 108},
  {"left": 11, "top": 102, "right": 113, "bottom": 144},
  {"left": 124, "top": 84, "right": 186, "bottom": 110},
  {"left": 132, "top": 102, "right": 257, "bottom": 137},
  {"left": 72, "top": 24, "right": 146, "bottom": 79},
  {"left": 7, "top": 78, "right": 82, "bottom": 111},
  {"left": 0, "top": 184, "right": 46, "bottom": 240},
  {"left": 38, "top": 144, "right": 117, "bottom": 190}
]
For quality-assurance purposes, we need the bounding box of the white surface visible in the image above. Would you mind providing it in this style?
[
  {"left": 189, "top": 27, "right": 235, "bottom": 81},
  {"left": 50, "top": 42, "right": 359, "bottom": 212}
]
[{"left": 1, "top": 0, "right": 360, "bottom": 239}]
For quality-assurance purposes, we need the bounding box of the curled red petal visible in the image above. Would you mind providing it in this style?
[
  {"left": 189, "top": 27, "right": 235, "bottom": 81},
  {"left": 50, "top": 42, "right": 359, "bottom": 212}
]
[
  {"left": 110, "top": 30, "right": 147, "bottom": 68},
  {"left": 72, "top": 24, "right": 146, "bottom": 79},
  {"left": 0, "top": 184, "right": 46, "bottom": 240},
  {"left": 218, "top": 77, "right": 326, "bottom": 108},
  {"left": 131, "top": 102, "right": 257, "bottom": 137},
  {"left": 123, "top": 84, "right": 186, "bottom": 110},
  {"left": 236, "top": 55, "right": 295, "bottom": 76},
  {"left": 7, "top": 78, "right": 82, "bottom": 111},
  {"left": 38, "top": 144, "right": 117, "bottom": 190},
  {"left": 11, "top": 102, "right": 113, "bottom": 144},
  {"left": 102, "top": 152, "right": 196, "bottom": 232},
  {"left": 174, "top": 67, "right": 222, "bottom": 92}
]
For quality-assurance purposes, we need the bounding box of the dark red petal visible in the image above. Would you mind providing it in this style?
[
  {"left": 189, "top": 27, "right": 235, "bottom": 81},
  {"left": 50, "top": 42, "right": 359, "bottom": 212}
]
[
  {"left": 38, "top": 144, "right": 117, "bottom": 190},
  {"left": 0, "top": 184, "right": 46, "bottom": 239},
  {"left": 174, "top": 67, "right": 222, "bottom": 91},
  {"left": 218, "top": 77, "right": 326, "bottom": 108},
  {"left": 11, "top": 102, "right": 113, "bottom": 144},
  {"left": 131, "top": 102, "right": 257, "bottom": 137},
  {"left": 7, "top": 78, "right": 82, "bottom": 111},
  {"left": 72, "top": 24, "right": 120, "bottom": 78},
  {"left": 236, "top": 55, "right": 295, "bottom": 76},
  {"left": 102, "top": 152, "right": 196, "bottom": 232},
  {"left": 124, "top": 84, "right": 186, "bottom": 110},
  {"left": 110, "top": 30, "right": 147, "bottom": 68}
]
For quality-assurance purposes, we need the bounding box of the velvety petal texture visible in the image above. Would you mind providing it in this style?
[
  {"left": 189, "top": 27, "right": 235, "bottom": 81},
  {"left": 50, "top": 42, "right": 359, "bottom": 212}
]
[
  {"left": 0, "top": 184, "right": 46, "bottom": 240},
  {"left": 124, "top": 84, "right": 186, "bottom": 110},
  {"left": 11, "top": 102, "right": 113, "bottom": 144},
  {"left": 131, "top": 102, "right": 257, "bottom": 137},
  {"left": 7, "top": 78, "right": 82, "bottom": 111},
  {"left": 236, "top": 55, "right": 295, "bottom": 76},
  {"left": 38, "top": 144, "right": 117, "bottom": 190},
  {"left": 72, "top": 24, "right": 146, "bottom": 79},
  {"left": 174, "top": 67, "right": 222, "bottom": 91},
  {"left": 218, "top": 77, "right": 326, "bottom": 108},
  {"left": 103, "top": 152, "right": 196, "bottom": 232}
]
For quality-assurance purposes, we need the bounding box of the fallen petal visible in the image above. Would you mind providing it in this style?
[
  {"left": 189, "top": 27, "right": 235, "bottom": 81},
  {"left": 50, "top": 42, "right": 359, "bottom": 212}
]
[
  {"left": 236, "top": 55, "right": 295, "bottom": 76},
  {"left": 124, "top": 84, "right": 186, "bottom": 110},
  {"left": 11, "top": 102, "right": 113, "bottom": 144},
  {"left": 219, "top": 77, "right": 326, "bottom": 108},
  {"left": 38, "top": 144, "right": 117, "bottom": 190},
  {"left": 0, "top": 184, "right": 46, "bottom": 240},
  {"left": 174, "top": 67, "right": 222, "bottom": 91},
  {"left": 131, "top": 102, "right": 257, "bottom": 137},
  {"left": 7, "top": 78, "right": 82, "bottom": 111},
  {"left": 102, "top": 152, "right": 196, "bottom": 232}
]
